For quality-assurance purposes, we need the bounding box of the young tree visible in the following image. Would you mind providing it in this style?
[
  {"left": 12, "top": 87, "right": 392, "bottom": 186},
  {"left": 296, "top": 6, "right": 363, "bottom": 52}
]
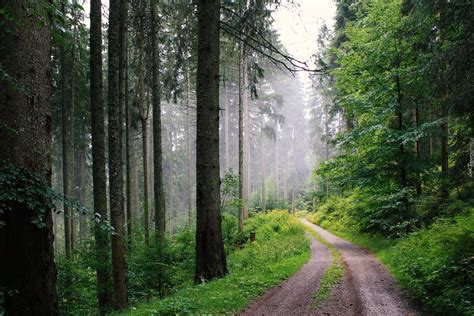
[
  {"left": 0, "top": 0, "right": 58, "bottom": 313},
  {"left": 108, "top": 0, "right": 128, "bottom": 309},
  {"left": 195, "top": 0, "right": 228, "bottom": 283}
]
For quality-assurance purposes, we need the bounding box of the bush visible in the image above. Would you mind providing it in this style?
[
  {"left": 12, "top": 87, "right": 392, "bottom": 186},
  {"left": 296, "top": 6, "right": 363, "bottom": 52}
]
[
  {"left": 119, "top": 210, "right": 310, "bottom": 315},
  {"left": 308, "top": 195, "right": 474, "bottom": 316},
  {"left": 386, "top": 212, "right": 474, "bottom": 315}
]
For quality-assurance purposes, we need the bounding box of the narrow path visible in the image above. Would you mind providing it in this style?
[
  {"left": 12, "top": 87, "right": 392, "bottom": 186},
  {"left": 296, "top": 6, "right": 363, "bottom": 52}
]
[
  {"left": 241, "top": 219, "right": 419, "bottom": 316},
  {"left": 240, "top": 230, "right": 332, "bottom": 315}
]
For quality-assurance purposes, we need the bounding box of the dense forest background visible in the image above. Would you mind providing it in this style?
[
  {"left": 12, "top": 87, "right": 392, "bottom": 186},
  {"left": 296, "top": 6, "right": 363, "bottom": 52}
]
[{"left": 0, "top": 0, "right": 473, "bottom": 315}]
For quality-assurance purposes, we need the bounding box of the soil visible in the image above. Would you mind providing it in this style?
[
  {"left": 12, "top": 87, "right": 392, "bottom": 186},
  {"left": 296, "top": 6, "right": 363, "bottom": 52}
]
[{"left": 240, "top": 219, "right": 419, "bottom": 316}]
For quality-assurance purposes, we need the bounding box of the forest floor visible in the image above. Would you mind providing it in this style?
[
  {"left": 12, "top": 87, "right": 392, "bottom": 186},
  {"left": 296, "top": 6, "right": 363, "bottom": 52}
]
[{"left": 240, "top": 219, "right": 420, "bottom": 316}]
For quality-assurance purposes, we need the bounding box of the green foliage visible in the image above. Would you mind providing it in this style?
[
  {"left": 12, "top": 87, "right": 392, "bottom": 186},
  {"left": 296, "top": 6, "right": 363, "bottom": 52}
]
[
  {"left": 221, "top": 170, "right": 240, "bottom": 216},
  {"left": 307, "top": 203, "right": 474, "bottom": 315},
  {"left": 117, "top": 211, "right": 310, "bottom": 315},
  {"left": 0, "top": 166, "right": 108, "bottom": 230},
  {"left": 56, "top": 242, "right": 99, "bottom": 315},
  {"left": 386, "top": 213, "right": 474, "bottom": 315},
  {"left": 128, "top": 229, "right": 196, "bottom": 304}
]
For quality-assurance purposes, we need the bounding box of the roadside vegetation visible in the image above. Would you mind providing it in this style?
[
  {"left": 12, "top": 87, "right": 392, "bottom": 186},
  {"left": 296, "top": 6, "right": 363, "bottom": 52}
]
[
  {"left": 112, "top": 211, "right": 310, "bottom": 315},
  {"left": 306, "top": 194, "right": 474, "bottom": 315}
]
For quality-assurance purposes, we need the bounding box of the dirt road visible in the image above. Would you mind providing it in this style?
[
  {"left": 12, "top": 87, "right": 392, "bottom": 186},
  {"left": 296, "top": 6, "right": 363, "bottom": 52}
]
[{"left": 240, "top": 219, "right": 419, "bottom": 316}]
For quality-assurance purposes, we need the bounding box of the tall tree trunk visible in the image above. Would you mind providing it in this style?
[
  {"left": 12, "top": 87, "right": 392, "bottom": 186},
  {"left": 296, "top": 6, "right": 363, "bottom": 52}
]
[
  {"left": 224, "top": 81, "right": 230, "bottom": 172},
  {"left": 108, "top": 0, "right": 128, "bottom": 309},
  {"left": 324, "top": 104, "right": 330, "bottom": 196},
  {"left": 137, "top": 5, "right": 150, "bottom": 246},
  {"left": 395, "top": 72, "right": 407, "bottom": 189},
  {"left": 168, "top": 160, "right": 175, "bottom": 235},
  {"left": 0, "top": 1, "right": 58, "bottom": 313},
  {"left": 150, "top": 0, "right": 166, "bottom": 296},
  {"left": 186, "top": 66, "right": 194, "bottom": 226},
  {"left": 414, "top": 105, "right": 422, "bottom": 195},
  {"left": 440, "top": 104, "right": 449, "bottom": 198},
  {"left": 119, "top": 0, "right": 129, "bottom": 251},
  {"left": 244, "top": 76, "right": 250, "bottom": 219},
  {"left": 76, "top": 149, "right": 88, "bottom": 240},
  {"left": 238, "top": 44, "right": 249, "bottom": 232},
  {"left": 125, "top": 46, "right": 136, "bottom": 252},
  {"left": 195, "top": 0, "right": 228, "bottom": 283},
  {"left": 275, "top": 137, "right": 280, "bottom": 202},
  {"left": 439, "top": 0, "right": 449, "bottom": 198},
  {"left": 283, "top": 152, "right": 288, "bottom": 205},
  {"left": 90, "top": 0, "right": 112, "bottom": 312},
  {"left": 141, "top": 117, "right": 150, "bottom": 245},
  {"left": 61, "top": 0, "right": 74, "bottom": 258},
  {"left": 260, "top": 136, "right": 266, "bottom": 211}
]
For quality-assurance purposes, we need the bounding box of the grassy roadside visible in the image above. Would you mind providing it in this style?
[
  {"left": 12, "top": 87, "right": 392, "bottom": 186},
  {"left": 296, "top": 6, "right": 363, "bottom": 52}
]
[
  {"left": 117, "top": 211, "right": 310, "bottom": 315},
  {"left": 306, "top": 210, "right": 474, "bottom": 315},
  {"left": 303, "top": 225, "right": 344, "bottom": 308}
]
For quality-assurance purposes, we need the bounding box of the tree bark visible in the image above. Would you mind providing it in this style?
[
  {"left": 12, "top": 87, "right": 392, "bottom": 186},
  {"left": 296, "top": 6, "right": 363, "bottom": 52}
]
[
  {"left": 186, "top": 66, "right": 194, "bottom": 226},
  {"left": 195, "top": 0, "right": 228, "bottom": 283},
  {"left": 275, "top": 136, "right": 280, "bottom": 202},
  {"left": 150, "top": 0, "right": 166, "bottom": 296},
  {"left": 261, "top": 135, "right": 266, "bottom": 211},
  {"left": 137, "top": 3, "right": 150, "bottom": 246},
  {"left": 90, "top": 0, "right": 112, "bottom": 312},
  {"left": 224, "top": 81, "right": 230, "bottom": 172},
  {"left": 238, "top": 43, "right": 249, "bottom": 232},
  {"left": 108, "top": 0, "right": 128, "bottom": 309},
  {"left": 60, "top": 0, "right": 74, "bottom": 258},
  {"left": 76, "top": 148, "right": 88, "bottom": 240},
  {"left": 0, "top": 1, "right": 58, "bottom": 313},
  {"left": 119, "top": 0, "right": 129, "bottom": 251}
]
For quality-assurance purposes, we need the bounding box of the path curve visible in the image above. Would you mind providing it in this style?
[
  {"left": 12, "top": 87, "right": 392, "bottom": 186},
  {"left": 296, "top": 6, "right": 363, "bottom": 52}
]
[
  {"left": 240, "top": 219, "right": 419, "bottom": 315},
  {"left": 240, "top": 230, "right": 332, "bottom": 315}
]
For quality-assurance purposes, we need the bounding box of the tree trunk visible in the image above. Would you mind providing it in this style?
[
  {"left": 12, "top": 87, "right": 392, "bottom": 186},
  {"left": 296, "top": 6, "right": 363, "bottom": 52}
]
[
  {"left": 141, "top": 117, "right": 150, "bottom": 245},
  {"left": 440, "top": 104, "right": 449, "bottom": 198},
  {"left": 414, "top": 105, "right": 422, "bottom": 195},
  {"left": 125, "top": 48, "right": 139, "bottom": 252},
  {"left": 186, "top": 66, "right": 194, "bottom": 226},
  {"left": 0, "top": 1, "right": 58, "bottom": 313},
  {"left": 119, "top": 0, "right": 129, "bottom": 251},
  {"left": 224, "top": 81, "right": 230, "bottom": 172},
  {"left": 90, "top": 0, "right": 112, "bottom": 312},
  {"left": 108, "top": 0, "right": 128, "bottom": 309},
  {"left": 324, "top": 104, "right": 330, "bottom": 196},
  {"left": 261, "top": 136, "right": 266, "bottom": 211},
  {"left": 275, "top": 137, "right": 280, "bottom": 202},
  {"left": 150, "top": 0, "right": 166, "bottom": 296},
  {"left": 238, "top": 43, "right": 250, "bottom": 231},
  {"left": 195, "top": 0, "right": 228, "bottom": 283},
  {"left": 283, "top": 152, "right": 288, "bottom": 205},
  {"left": 76, "top": 149, "right": 88, "bottom": 240},
  {"left": 137, "top": 4, "right": 150, "bottom": 246},
  {"left": 395, "top": 73, "right": 407, "bottom": 189},
  {"left": 439, "top": 0, "right": 449, "bottom": 198},
  {"left": 244, "top": 71, "right": 250, "bottom": 219},
  {"left": 61, "top": 0, "right": 74, "bottom": 258}
]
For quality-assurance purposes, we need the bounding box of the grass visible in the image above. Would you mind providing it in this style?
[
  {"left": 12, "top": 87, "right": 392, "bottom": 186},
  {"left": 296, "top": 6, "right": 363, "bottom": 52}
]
[
  {"left": 117, "top": 211, "right": 311, "bottom": 315},
  {"left": 306, "top": 208, "right": 474, "bottom": 315},
  {"left": 304, "top": 225, "right": 345, "bottom": 308}
]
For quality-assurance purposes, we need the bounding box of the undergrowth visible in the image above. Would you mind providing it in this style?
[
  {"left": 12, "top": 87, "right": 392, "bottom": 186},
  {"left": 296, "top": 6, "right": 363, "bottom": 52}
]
[
  {"left": 307, "top": 194, "right": 474, "bottom": 315},
  {"left": 118, "top": 210, "right": 310, "bottom": 315}
]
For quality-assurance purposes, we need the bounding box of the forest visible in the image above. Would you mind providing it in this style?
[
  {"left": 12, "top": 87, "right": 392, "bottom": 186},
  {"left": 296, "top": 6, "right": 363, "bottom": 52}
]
[{"left": 0, "top": 0, "right": 473, "bottom": 315}]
